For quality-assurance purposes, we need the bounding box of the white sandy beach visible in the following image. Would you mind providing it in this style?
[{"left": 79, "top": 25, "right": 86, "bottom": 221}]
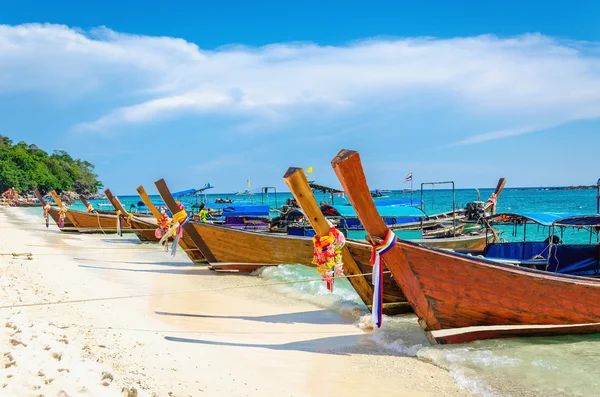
[{"left": 0, "top": 206, "right": 472, "bottom": 397}]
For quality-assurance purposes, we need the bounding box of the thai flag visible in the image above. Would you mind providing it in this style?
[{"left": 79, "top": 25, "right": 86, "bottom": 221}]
[{"left": 404, "top": 172, "right": 412, "bottom": 183}]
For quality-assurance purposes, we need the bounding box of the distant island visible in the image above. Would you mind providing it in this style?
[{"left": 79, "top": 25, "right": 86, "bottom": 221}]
[
  {"left": 514, "top": 185, "right": 596, "bottom": 191},
  {"left": 0, "top": 135, "right": 102, "bottom": 195}
]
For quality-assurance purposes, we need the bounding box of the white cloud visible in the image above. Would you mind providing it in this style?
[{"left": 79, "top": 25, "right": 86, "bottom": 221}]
[{"left": 1, "top": 24, "right": 600, "bottom": 143}]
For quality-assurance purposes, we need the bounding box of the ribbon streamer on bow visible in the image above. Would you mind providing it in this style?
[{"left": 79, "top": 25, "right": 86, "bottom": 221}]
[
  {"left": 116, "top": 210, "right": 122, "bottom": 237},
  {"left": 369, "top": 229, "right": 397, "bottom": 328},
  {"left": 159, "top": 208, "right": 188, "bottom": 257}
]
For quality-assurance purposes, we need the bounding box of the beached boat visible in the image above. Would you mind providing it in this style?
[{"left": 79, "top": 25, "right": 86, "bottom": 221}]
[
  {"left": 332, "top": 149, "right": 600, "bottom": 344},
  {"left": 153, "top": 178, "right": 411, "bottom": 314},
  {"left": 136, "top": 185, "right": 207, "bottom": 263},
  {"left": 104, "top": 189, "right": 161, "bottom": 242},
  {"left": 475, "top": 212, "right": 600, "bottom": 276},
  {"left": 33, "top": 189, "right": 77, "bottom": 232},
  {"left": 49, "top": 190, "right": 133, "bottom": 234},
  {"left": 391, "top": 178, "right": 506, "bottom": 233},
  {"left": 287, "top": 201, "right": 494, "bottom": 250}
]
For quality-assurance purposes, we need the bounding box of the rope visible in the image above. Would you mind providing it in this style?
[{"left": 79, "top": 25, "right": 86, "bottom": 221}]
[
  {"left": 0, "top": 270, "right": 391, "bottom": 310},
  {"left": 94, "top": 210, "right": 107, "bottom": 235}
]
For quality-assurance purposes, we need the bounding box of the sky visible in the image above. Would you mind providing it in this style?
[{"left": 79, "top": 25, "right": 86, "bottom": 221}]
[{"left": 1, "top": 1, "right": 600, "bottom": 194}]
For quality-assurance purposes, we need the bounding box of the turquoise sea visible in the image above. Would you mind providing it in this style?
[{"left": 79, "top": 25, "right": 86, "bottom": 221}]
[
  {"left": 69, "top": 186, "right": 599, "bottom": 244},
  {"left": 47, "top": 187, "right": 600, "bottom": 396}
]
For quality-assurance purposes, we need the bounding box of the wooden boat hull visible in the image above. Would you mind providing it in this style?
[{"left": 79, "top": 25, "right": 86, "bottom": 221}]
[
  {"left": 415, "top": 232, "right": 493, "bottom": 251},
  {"left": 191, "top": 221, "right": 409, "bottom": 311},
  {"left": 47, "top": 207, "right": 78, "bottom": 232},
  {"left": 65, "top": 209, "right": 134, "bottom": 234},
  {"left": 396, "top": 241, "right": 600, "bottom": 342},
  {"left": 128, "top": 216, "right": 205, "bottom": 263},
  {"left": 331, "top": 148, "right": 600, "bottom": 343}
]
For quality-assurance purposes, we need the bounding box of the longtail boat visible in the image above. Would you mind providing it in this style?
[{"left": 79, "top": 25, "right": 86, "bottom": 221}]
[
  {"left": 33, "top": 189, "right": 77, "bottom": 232},
  {"left": 49, "top": 190, "right": 133, "bottom": 234},
  {"left": 153, "top": 178, "right": 411, "bottom": 314},
  {"left": 135, "top": 185, "right": 207, "bottom": 264},
  {"left": 104, "top": 188, "right": 159, "bottom": 242},
  {"left": 331, "top": 149, "right": 600, "bottom": 344}
]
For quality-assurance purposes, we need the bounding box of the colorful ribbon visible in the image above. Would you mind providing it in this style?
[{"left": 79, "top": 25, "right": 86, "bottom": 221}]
[
  {"left": 369, "top": 229, "right": 397, "bottom": 328},
  {"left": 159, "top": 208, "right": 188, "bottom": 257},
  {"left": 58, "top": 205, "right": 67, "bottom": 229},
  {"left": 42, "top": 204, "right": 50, "bottom": 228},
  {"left": 86, "top": 203, "right": 93, "bottom": 213},
  {"left": 487, "top": 193, "right": 498, "bottom": 215}
]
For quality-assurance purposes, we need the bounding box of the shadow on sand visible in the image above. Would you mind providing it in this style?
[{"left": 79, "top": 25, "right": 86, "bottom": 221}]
[
  {"left": 163, "top": 334, "right": 382, "bottom": 355},
  {"left": 155, "top": 310, "right": 352, "bottom": 325}
]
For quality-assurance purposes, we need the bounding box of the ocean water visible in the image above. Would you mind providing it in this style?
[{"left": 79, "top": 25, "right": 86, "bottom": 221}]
[
  {"left": 35, "top": 187, "right": 600, "bottom": 396},
  {"left": 251, "top": 187, "right": 600, "bottom": 397},
  {"left": 69, "top": 186, "right": 599, "bottom": 244}
]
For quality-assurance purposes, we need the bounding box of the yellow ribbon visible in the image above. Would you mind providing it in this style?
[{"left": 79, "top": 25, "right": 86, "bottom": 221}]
[{"left": 172, "top": 209, "right": 188, "bottom": 225}]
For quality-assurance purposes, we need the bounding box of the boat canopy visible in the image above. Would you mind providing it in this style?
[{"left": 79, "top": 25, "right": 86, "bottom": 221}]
[
  {"left": 332, "top": 204, "right": 426, "bottom": 218},
  {"left": 488, "top": 212, "right": 584, "bottom": 227},
  {"left": 309, "top": 182, "right": 343, "bottom": 194},
  {"left": 488, "top": 212, "right": 600, "bottom": 227},
  {"left": 171, "top": 188, "right": 197, "bottom": 197},
  {"left": 553, "top": 215, "right": 600, "bottom": 227},
  {"left": 220, "top": 205, "right": 270, "bottom": 217}
]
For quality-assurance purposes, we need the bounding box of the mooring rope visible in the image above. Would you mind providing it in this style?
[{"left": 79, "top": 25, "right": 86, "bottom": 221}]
[{"left": 0, "top": 270, "right": 391, "bottom": 310}]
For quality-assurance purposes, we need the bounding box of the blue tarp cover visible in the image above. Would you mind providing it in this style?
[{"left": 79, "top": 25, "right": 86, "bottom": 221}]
[
  {"left": 553, "top": 215, "right": 600, "bottom": 227},
  {"left": 546, "top": 245, "right": 600, "bottom": 276},
  {"left": 485, "top": 242, "right": 550, "bottom": 260},
  {"left": 489, "top": 212, "right": 584, "bottom": 227},
  {"left": 220, "top": 205, "right": 270, "bottom": 216}
]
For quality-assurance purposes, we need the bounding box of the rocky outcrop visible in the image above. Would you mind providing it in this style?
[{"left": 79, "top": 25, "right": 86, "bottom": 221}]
[{"left": 59, "top": 191, "right": 79, "bottom": 205}]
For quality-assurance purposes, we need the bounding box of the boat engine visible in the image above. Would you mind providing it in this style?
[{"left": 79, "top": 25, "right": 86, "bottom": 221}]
[{"left": 465, "top": 201, "right": 487, "bottom": 221}]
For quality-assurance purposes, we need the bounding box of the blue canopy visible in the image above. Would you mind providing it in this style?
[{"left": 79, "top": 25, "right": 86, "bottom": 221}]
[
  {"left": 332, "top": 204, "right": 426, "bottom": 218},
  {"left": 553, "top": 215, "right": 600, "bottom": 227},
  {"left": 171, "top": 188, "right": 197, "bottom": 197},
  {"left": 221, "top": 205, "right": 270, "bottom": 217},
  {"left": 488, "top": 212, "right": 584, "bottom": 227}
]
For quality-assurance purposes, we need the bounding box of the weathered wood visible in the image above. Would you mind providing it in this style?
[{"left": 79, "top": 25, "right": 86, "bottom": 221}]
[
  {"left": 136, "top": 185, "right": 206, "bottom": 262},
  {"left": 332, "top": 149, "right": 600, "bottom": 344},
  {"left": 283, "top": 166, "right": 374, "bottom": 307},
  {"left": 331, "top": 150, "right": 442, "bottom": 332},
  {"left": 33, "top": 190, "right": 76, "bottom": 231},
  {"left": 136, "top": 186, "right": 162, "bottom": 220},
  {"left": 154, "top": 179, "right": 217, "bottom": 263},
  {"left": 51, "top": 190, "right": 132, "bottom": 234}
]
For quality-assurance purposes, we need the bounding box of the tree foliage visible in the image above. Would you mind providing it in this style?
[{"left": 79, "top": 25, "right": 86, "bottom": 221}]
[{"left": 0, "top": 135, "right": 103, "bottom": 194}]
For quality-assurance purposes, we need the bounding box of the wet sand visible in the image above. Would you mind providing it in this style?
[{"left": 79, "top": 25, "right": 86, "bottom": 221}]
[{"left": 0, "top": 207, "right": 471, "bottom": 396}]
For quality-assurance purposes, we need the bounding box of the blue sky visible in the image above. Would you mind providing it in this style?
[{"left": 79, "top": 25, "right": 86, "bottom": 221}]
[{"left": 1, "top": 1, "right": 600, "bottom": 194}]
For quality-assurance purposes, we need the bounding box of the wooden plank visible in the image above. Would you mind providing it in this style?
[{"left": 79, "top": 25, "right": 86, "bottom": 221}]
[
  {"left": 283, "top": 166, "right": 374, "bottom": 307},
  {"left": 137, "top": 185, "right": 207, "bottom": 263},
  {"left": 331, "top": 149, "right": 442, "bottom": 332},
  {"left": 136, "top": 185, "right": 162, "bottom": 220},
  {"left": 436, "top": 323, "right": 600, "bottom": 344},
  {"left": 104, "top": 189, "right": 128, "bottom": 215},
  {"left": 154, "top": 179, "right": 217, "bottom": 263}
]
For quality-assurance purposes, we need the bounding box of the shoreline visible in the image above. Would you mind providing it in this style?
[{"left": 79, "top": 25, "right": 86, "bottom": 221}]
[{"left": 0, "top": 206, "right": 471, "bottom": 397}]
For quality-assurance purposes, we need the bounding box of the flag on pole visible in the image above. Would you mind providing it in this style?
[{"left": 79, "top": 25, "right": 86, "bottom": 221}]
[
  {"left": 404, "top": 172, "right": 413, "bottom": 183},
  {"left": 306, "top": 167, "right": 313, "bottom": 173}
]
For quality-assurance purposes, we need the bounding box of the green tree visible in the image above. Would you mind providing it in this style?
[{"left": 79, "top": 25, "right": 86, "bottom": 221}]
[{"left": 0, "top": 136, "right": 102, "bottom": 194}]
